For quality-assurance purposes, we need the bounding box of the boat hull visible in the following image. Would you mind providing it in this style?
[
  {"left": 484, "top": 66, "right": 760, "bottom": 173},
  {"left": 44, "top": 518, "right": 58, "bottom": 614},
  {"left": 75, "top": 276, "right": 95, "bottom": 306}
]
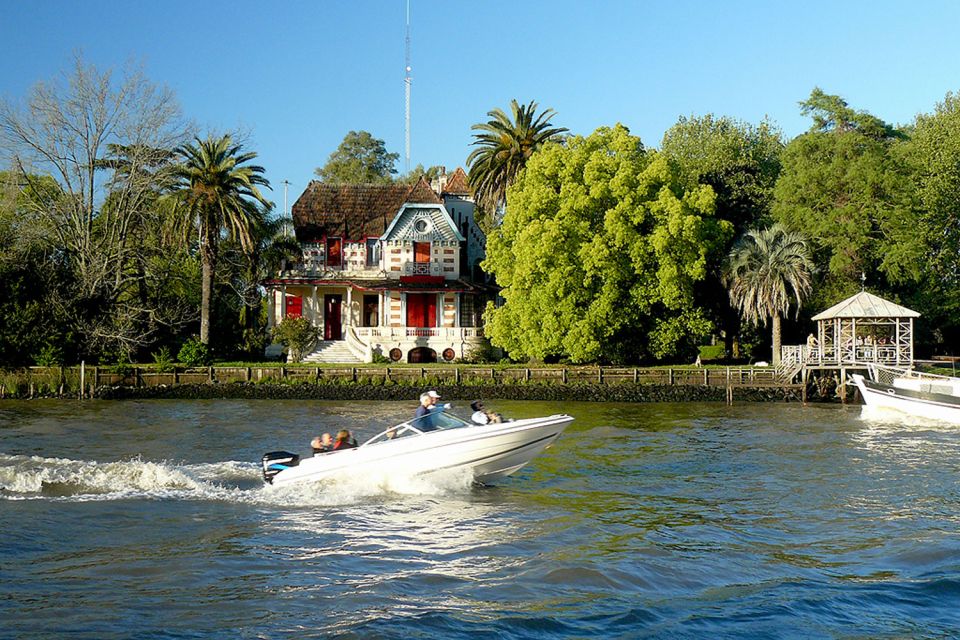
[
  {"left": 852, "top": 374, "right": 960, "bottom": 423},
  {"left": 269, "top": 414, "right": 573, "bottom": 486}
]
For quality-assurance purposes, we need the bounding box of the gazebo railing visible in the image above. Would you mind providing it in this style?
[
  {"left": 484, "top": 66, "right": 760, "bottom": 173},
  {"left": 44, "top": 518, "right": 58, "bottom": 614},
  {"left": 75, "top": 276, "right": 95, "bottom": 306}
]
[{"left": 782, "top": 344, "right": 903, "bottom": 366}]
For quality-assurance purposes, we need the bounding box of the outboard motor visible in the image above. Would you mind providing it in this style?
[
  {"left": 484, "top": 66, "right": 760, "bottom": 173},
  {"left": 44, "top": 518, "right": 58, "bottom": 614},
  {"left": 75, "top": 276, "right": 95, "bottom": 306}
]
[{"left": 261, "top": 451, "right": 300, "bottom": 484}]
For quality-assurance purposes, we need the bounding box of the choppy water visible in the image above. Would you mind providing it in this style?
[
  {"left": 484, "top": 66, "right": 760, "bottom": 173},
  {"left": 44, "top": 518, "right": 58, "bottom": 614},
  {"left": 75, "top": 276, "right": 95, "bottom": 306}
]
[{"left": 2, "top": 399, "right": 960, "bottom": 639}]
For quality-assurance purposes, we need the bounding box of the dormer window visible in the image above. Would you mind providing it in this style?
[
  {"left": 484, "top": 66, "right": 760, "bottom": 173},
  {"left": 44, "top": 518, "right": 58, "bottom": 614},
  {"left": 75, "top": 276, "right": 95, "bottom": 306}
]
[{"left": 365, "top": 239, "right": 381, "bottom": 267}]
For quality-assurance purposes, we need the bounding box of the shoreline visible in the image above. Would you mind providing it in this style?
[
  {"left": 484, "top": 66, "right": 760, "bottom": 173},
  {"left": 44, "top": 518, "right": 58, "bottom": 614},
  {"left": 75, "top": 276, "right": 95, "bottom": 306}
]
[
  {"left": 0, "top": 364, "right": 822, "bottom": 403},
  {"left": 92, "top": 382, "right": 806, "bottom": 403}
]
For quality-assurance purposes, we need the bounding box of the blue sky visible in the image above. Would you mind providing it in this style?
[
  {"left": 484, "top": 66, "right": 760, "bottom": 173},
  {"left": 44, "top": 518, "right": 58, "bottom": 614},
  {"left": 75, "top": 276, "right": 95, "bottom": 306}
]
[{"left": 2, "top": 0, "right": 959, "bottom": 212}]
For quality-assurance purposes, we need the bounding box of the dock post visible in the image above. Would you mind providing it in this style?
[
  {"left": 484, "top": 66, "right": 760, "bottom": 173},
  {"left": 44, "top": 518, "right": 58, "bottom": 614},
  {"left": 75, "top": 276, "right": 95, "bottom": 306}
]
[{"left": 840, "top": 368, "right": 847, "bottom": 404}]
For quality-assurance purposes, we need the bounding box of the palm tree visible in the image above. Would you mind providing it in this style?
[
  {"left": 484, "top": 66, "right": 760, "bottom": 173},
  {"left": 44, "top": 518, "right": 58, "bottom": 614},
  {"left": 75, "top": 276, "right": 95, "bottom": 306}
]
[
  {"left": 169, "top": 134, "right": 271, "bottom": 345},
  {"left": 723, "top": 224, "right": 814, "bottom": 365},
  {"left": 466, "top": 99, "right": 567, "bottom": 229}
]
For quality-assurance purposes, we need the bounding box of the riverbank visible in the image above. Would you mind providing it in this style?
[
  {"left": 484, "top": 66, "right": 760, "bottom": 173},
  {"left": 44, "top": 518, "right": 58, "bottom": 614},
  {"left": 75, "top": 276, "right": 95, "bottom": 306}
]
[
  {"left": 0, "top": 364, "right": 813, "bottom": 403},
  {"left": 95, "top": 381, "right": 804, "bottom": 403}
]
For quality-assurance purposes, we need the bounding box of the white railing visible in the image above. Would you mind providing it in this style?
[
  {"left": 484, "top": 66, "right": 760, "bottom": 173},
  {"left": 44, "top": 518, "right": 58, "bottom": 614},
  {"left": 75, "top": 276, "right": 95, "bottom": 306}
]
[
  {"left": 781, "top": 345, "right": 805, "bottom": 365},
  {"left": 345, "top": 326, "right": 373, "bottom": 362},
  {"left": 783, "top": 344, "right": 904, "bottom": 365},
  {"left": 403, "top": 261, "right": 444, "bottom": 276},
  {"left": 354, "top": 327, "right": 484, "bottom": 340}
]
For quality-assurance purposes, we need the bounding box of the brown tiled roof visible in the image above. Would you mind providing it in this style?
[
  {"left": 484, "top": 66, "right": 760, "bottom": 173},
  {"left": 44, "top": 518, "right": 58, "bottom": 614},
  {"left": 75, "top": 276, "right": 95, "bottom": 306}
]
[
  {"left": 442, "top": 167, "right": 471, "bottom": 195},
  {"left": 291, "top": 177, "right": 442, "bottom": 241}
]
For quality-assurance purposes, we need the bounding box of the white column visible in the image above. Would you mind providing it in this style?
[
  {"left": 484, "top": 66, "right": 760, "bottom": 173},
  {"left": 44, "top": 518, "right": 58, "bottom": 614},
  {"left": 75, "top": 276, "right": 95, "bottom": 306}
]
[
  {"left": 454, "top": 293, "right": 460, "bottom": 328},
  {"left": 909, "top": 318, "right": 914, "bottom": 363},
  {"left": 312, "top": 286, "right": 319, "bottom": 327},
  {"left": 345, "top": 287, "right": 352, "bottom": 328},
  {"left": 267, "top": 288, "right": 276, "bottom": 329}
]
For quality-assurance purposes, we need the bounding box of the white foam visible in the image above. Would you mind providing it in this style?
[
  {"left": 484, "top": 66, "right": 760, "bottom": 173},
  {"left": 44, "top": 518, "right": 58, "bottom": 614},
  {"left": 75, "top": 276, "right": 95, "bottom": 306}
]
[{"left": 0, "top": 452, "right": 476, "bottom": 505}]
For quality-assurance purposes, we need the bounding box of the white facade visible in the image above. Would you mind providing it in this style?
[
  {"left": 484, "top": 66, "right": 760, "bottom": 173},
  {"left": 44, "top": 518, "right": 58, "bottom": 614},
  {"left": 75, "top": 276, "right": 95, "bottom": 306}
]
[{"left": 267, "top": 181, "right": 489, "bottom": 363}]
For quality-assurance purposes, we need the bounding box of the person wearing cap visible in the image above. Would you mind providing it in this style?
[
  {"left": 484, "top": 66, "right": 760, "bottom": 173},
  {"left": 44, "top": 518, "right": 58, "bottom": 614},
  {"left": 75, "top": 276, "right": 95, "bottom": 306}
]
[{"left": 414, "top": 390, "right": 450, "bottom": 430}]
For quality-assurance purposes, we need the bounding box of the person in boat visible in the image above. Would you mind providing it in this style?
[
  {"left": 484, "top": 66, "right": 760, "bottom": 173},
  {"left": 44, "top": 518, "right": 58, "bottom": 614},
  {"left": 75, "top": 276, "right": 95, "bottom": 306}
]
[
  {"left": 311, "top": 433, "right": 334, "bottom": 454},
  {"left": 470, "top": 400, "right": 503, "bottom": 425},
  {"left": 333, "top": 430, "right": 358, "bottom": 450},
  {"left": 415, "top": 390, "right": 451, "bottom": 430}
]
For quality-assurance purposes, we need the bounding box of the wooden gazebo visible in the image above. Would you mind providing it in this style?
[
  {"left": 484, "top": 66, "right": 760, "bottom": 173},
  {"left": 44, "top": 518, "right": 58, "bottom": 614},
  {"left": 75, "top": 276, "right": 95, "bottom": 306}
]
[{"left": 806, "top": 291, "right": 920, "bottom": 367}]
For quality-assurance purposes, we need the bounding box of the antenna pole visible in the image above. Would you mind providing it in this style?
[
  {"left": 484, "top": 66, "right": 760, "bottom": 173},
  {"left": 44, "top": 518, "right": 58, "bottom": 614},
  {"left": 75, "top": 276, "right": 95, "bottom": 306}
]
[
  {"left": 404, "top": 0, "right": 411, "bottom": 173},
  {"left": 282, "top": 180, "right": 292, "bottom": 237}
]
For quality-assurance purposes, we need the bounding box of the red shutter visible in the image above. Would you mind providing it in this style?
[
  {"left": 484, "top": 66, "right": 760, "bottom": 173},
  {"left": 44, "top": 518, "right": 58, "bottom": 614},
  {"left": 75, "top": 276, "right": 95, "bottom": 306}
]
[
  {"left": 414, "top": 242, "right": 431, "bottom": 263},
  {"left": 285, "top": 295, "right": 303, "bottom": 318},
  {"left": 326, "top": 237, "right": 342, "bottom": 267}
]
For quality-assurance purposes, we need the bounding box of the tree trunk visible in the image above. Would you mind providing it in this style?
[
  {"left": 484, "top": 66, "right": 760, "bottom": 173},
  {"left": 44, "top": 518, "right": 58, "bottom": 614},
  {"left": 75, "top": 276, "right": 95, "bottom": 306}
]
[
  {"left": 200, "top": 242, "right": 216, "bottom": 346},
  {"left": 772, "top": 315, "right": 782, "bottom": 366}
]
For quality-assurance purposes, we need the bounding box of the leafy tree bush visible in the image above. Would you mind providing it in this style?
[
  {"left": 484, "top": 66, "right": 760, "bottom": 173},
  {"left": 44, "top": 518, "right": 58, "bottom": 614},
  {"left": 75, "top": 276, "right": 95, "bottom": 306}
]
[
  {"left": 271, "top": 317, "right": 319, "bottom": 363},
  {"left": 33, "top": 343, "right": 64, "bottom": 367},
  {"left": 484, "top": 124, "right": 731, "bottom": 364},
  {"left": 178, "top": 336, "right": 211, "bottom": 366},
  {"left": 151, "top": 347, "right": 175, "bottom": 373}
]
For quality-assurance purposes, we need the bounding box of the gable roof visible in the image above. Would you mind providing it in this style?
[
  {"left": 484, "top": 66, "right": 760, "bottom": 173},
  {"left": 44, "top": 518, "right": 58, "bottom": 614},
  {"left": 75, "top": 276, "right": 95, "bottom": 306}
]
[
  {"left": 441, "top": 167, "right": 471, "bottom": 195},
  {"left": 291, "top": 177, "right": 442, "bottom": 241},
  {"left": 811, "top": 291, "right": 921, "bottom": 321}
]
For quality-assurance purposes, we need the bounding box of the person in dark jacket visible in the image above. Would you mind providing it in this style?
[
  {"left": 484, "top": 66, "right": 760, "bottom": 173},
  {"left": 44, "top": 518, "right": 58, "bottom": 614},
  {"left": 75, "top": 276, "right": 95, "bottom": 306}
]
[
  {"left": 333, "top": 429, "right": 357, "bottom": 450},
  {"left": 311, "top": 433, "right": 333, "bottom": 454}
]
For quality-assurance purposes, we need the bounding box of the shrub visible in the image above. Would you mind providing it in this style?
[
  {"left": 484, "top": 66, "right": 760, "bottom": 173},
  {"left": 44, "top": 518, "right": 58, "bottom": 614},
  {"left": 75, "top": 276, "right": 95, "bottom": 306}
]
[
  {"left": 151, "top": 347, "right": 175, "bottom": 373},
  {"left": 271, "top": 317, "right": 320, "bottom": 363},
  {"left": 33, "top": 343, "right": 64, "bottom": 367},
  {"left": 460, "top": 338, "right": 502, "bottom": 364},
  {"left": 178, "top": 336, "right": 211, "bottom": 367}
]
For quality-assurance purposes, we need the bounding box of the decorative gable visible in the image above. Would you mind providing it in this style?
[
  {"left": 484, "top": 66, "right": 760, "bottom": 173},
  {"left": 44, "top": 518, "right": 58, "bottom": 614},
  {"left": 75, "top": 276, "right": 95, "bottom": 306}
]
[{"left": 381, "top": 204, "right": 465, "bottom": 244}]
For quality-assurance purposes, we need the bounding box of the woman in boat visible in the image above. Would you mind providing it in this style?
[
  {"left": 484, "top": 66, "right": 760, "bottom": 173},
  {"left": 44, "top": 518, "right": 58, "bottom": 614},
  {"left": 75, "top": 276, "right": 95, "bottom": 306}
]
[{"left": 333, "top": 430, "right": 358, "bottom": 450}]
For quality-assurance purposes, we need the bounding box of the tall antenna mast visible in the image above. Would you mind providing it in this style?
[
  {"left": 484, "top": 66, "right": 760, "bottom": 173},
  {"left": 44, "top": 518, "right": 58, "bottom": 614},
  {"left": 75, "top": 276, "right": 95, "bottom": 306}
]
[
  {"left": 282, "top": 179, "right": 292, "bottom": 237},
  {"left": 404, "top": 0, "right": 411, "bottom": 173}
]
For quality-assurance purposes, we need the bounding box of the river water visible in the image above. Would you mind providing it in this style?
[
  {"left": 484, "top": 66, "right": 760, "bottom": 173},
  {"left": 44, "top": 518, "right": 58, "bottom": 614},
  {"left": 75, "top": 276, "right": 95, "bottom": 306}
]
[{"left": 2, "top": 399, "right": 959, "bottom": 639}]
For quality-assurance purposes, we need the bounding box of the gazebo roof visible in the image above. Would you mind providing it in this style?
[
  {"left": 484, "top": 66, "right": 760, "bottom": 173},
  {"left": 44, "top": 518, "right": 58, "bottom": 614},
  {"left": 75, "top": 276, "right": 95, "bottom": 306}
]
[{"left": 812, "top": 291, "right": 920, "bottom": 321}]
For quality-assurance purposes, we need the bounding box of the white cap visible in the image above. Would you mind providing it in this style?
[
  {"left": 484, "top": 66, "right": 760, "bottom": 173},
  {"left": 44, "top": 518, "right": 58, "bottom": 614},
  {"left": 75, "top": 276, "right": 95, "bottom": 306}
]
[{"left": 426, "top": 390, "right": 441, "bottom": 398}]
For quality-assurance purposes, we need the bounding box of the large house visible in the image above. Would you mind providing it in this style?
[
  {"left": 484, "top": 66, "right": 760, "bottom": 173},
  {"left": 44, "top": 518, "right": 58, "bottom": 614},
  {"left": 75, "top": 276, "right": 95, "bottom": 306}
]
[{"left": 265, "top": 168, "right": 492, "bottom": 363}]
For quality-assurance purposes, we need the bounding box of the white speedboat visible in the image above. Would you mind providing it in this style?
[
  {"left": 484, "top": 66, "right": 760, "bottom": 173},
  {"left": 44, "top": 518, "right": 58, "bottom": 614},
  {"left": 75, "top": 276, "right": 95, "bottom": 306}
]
[
  {"left": 261, "top": 412, "right": 574, "bottom": 486},
  {"left": 851, "top": 364, "right": 960, "bottom": 423}
]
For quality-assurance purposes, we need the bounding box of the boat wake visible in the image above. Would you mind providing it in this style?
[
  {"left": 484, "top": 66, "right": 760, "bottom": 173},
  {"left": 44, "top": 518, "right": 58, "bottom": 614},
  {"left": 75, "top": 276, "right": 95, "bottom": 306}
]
[{"left": 0, "top": 452, "right": 476, "bottom": 506}]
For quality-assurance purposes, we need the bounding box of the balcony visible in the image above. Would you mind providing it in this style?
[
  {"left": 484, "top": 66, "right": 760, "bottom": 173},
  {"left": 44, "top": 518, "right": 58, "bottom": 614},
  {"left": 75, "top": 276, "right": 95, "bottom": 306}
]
[
  {"left": 354, "top": 327, "right": 484, "bottom": 340},
  {"left": 403, "top": 261, "right": 444, "bottom": 276}
]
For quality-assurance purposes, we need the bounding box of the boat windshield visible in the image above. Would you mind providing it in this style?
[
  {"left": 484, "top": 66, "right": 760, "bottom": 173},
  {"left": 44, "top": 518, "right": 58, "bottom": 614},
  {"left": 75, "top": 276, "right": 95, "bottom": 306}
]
[{"left": 362, "top": 411, "right": 472, "bottom": 446}]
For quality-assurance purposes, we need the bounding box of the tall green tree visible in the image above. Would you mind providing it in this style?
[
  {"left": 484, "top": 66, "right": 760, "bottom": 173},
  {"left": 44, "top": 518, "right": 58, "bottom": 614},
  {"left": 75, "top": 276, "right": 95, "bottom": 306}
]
[
  {"left": 772, "top": 88, "right": 918, "bottom": 308},
  {"left": 169, "top": 134, "right": 271, "bottom": 346},
  {"left": 483, "top": 124, "right": 731, "bottom": 364},
  {"left": 467, "top": 99, "right": 567, "bottom": 230},
  {"left": 661, "top": 114, "right": 783, "bottom": 357},
  {"left": 723, "top": 224, "right": 814, "bottom": 365},
  {"left": 315, "top": 130, "right": 399, "bottom": 184},
  {"left": 903, "top": 91, "right": 960, "bottom": 346},
  {"left": 396, "top": 163, "right": 445, "bottom": 185}
]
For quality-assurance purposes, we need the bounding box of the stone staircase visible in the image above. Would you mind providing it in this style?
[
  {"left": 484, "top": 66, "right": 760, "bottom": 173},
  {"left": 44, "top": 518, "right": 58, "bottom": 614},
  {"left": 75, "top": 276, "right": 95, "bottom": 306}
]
[{"left": 302, "top": 340, "right": 364, "bottom": 364}]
